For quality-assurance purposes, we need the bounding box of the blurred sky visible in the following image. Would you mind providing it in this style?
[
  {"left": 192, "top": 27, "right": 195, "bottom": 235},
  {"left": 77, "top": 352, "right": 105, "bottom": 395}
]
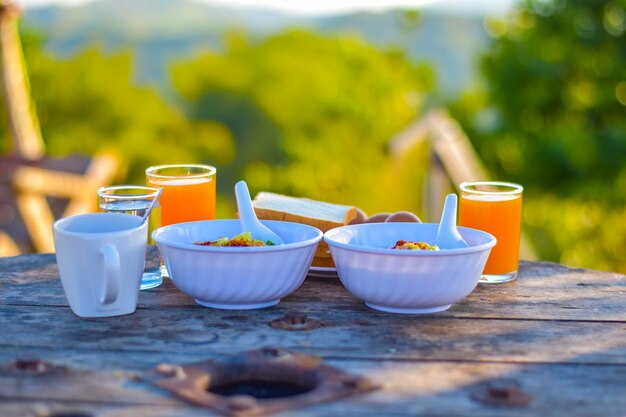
[{"left": 18, "top": 0, "right": 518, "bottom": 16}]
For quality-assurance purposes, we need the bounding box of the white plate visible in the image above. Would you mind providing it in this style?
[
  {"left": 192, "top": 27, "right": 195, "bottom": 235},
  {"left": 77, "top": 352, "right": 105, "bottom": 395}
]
[{"left": 308, "top": 266, "right": 338, "bottom": 278}]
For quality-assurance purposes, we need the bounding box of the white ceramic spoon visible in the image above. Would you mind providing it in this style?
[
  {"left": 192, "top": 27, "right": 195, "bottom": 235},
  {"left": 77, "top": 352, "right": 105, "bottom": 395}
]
[
  {"left": 234, "top": 180, "right": 284, "bottom": 245},
  {"left": 435, "top": 193, "right": 469, "bottom": 249}
]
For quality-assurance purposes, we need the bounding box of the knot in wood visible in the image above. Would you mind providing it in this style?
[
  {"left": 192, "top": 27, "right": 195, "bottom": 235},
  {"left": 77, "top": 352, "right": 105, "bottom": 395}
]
[
  {"left": 46, "top": 411, "right": 94, "bottom": 417},
  {"left": 270, "top": 312, "right": 321, "bottom": 331},
  {"left": 342, "top": 377, "right": 367, "bottom": 390},
  {"left": 471, "top": 378, "right": 532, "bottom": 407},
  {"left": 487, "top": 379, "right": 519, "bottom": 398},
  {"left": 4, "top": 358, "right": 57, "bottom": 376}
]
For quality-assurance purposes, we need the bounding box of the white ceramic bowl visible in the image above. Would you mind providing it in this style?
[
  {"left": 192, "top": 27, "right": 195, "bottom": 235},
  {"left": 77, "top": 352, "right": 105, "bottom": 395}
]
[
  {"left": 324, "top": 223, "right": 496, "bottom": 314},
  {"left": 153, "top": 220, "right": 322, "bottom": 309}
]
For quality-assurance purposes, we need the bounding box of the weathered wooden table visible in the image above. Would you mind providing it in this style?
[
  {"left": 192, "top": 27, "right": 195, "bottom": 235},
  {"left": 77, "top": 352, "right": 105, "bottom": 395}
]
[{"left": 1, "top": 253, "right": 625, "bottom": 417}]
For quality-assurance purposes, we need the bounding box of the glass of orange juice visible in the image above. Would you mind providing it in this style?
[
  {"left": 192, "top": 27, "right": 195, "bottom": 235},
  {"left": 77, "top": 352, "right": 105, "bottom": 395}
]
[
  {"left": 458, "top": 181, "right": 523, "bottom": 284},
  {"left": 146, "top": 164, "right": 217, "bottom": 227}
]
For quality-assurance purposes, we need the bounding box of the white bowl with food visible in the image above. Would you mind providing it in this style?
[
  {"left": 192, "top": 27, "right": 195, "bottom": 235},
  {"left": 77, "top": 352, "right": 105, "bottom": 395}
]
[
  {"left": 324, "top": 222, "right": 496, "bottom": 314},
  {"left": 153, "top": 220, "right": 322, "bottom": 309}
]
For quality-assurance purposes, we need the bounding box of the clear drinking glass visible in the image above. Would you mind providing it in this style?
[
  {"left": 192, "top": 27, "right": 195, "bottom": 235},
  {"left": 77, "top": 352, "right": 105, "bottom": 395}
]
[
  {"left": 97, "top": 185, "right": 163, "bottom": 290},
  {"left": 458, "top": 181, "right": 523, "bottom": 284}
]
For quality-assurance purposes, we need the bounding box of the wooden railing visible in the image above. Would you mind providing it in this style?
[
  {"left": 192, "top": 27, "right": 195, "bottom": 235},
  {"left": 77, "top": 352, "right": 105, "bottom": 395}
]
[
  {"left": 0, "top": 1, "right": 120, "bottom": 256},
  {"left": 0, "top": 1, "right": 44, "bottom": 160},
  {"left": 390, "top": 108, "right": 536, "bottom": 260}
]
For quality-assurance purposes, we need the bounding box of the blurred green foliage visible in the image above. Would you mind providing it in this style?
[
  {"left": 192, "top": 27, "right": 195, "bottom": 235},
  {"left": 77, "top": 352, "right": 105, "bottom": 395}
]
[
  {"left": 1, "top": 28, "right": 433, "bottom": 219},
  {"left": 1, "top": 29, "right": 233, "bottom": 191},
  {"left": 450, "top": 0, "right": 626, "bottom": 272},
  {"left": 171, "top": 30, "right": 434, "bottom": 214}
]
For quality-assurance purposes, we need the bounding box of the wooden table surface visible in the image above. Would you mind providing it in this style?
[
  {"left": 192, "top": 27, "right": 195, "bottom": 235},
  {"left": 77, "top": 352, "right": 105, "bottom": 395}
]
[{"left": 1, "top": 253, "right": 625, "bottom": 417}]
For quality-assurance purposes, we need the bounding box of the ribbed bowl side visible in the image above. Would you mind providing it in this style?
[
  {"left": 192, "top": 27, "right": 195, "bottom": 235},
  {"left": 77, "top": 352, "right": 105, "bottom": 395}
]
[
  {"left": 160, "top": 244, "right": 316, "bottom": 305},
  {"left": 332, "top": 246, "right": 491, "bottom": 310}
]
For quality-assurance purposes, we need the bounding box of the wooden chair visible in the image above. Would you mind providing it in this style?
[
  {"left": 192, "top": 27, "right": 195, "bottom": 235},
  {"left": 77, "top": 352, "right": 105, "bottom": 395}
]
[{"left": 0, "top": 2, "right": 121, "bottom": 255}]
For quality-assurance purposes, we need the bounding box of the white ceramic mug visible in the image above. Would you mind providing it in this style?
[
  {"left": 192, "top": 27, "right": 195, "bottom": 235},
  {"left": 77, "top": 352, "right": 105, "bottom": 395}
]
[{"left": 53, "top": 212, "right": 148, "bottom": 318}]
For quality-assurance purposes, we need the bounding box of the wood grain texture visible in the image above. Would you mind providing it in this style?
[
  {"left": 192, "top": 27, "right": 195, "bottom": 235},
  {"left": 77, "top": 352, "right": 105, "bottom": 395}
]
[
  {"left": 0, "top": 253, "right": 625, "bottom": 417},
  {"left": 2, "top": 256, "right": 624, "bottom": 321},
  {"left": 1, "top": 359, "right": 624, "bottom": 417},
  {"left": 1, "top": 304, "right": 625, "bottom": 365}
]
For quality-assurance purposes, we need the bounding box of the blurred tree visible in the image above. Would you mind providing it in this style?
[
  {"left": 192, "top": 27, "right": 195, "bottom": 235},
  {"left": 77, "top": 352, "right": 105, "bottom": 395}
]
[
  {"left": 1, "top": 28, "right": 234, "bottom": 191},
  {"left": 450, "top": 0, "right": 626, "bottom": 272},
  {"left": 455, "top": 0, "right": 626, "bottom": 200},
  {"left": 172, "top": 29, "right": 434, "bottom": 215}
]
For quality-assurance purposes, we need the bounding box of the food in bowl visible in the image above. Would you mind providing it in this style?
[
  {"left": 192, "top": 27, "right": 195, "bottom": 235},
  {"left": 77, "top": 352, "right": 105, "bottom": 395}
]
[
  {"left": 153, "top": 219, "right": 322, "bottom": 310},
  {"left": 391, "top": 240, "right": 439, "bottom": 250},
  {"left": 194, "top": 232, "right": 276, "bottom": 247},
  {"left": 324, "top": 222, "right": 496, "bottom": 314}
]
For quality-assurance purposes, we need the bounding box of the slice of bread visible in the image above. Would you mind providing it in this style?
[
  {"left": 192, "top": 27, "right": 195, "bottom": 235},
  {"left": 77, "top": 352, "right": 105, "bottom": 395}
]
[
  {"left": 252, "top": 192, "right": 357, "bottom": 231},
  {"left": 252, "top": 192, "right": 357, "bottom": 268}
]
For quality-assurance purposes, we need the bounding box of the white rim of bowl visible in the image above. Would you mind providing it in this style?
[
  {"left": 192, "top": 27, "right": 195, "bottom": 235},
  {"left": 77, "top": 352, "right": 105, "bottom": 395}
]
[
  {"left": 152, "top": 220, "right": 323, "bottom": 252},
  {"left": 323, "top": 222, "right": 496, "bottom": 255}
]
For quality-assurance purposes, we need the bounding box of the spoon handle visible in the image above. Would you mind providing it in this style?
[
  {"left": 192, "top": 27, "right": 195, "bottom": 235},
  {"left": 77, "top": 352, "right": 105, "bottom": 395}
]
[
  {"left": 235, "top": 181, "right": 256, "bottom": 231},
  {"left": 439, "top": 193, "right": 458, "bottom": 230}
]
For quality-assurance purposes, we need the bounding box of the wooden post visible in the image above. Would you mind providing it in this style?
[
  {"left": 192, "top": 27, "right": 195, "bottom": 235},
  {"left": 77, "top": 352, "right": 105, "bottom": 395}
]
[
  {"left": 63, "top": 152, "right": 120, "bottom": 216},
  {"left": 428, "top": 109, "right": 489, "bottom": 184},
  {"left": 0, "top": 1, "right": 45, "bottom": 160},
  {"left": 0, "top": 231, "right": 19, "bottom": 256},
  {"left": 426, "top": 152, "right": 452, "bottom": 222},
  {"left": 15, "top": 192, "right": 55, "bottom": 252}
]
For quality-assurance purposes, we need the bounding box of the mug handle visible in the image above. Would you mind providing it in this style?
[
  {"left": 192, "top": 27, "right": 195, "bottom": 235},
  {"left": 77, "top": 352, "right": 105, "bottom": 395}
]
[{"left": 100, "top": 244, "right": 121, "bottom": 304}]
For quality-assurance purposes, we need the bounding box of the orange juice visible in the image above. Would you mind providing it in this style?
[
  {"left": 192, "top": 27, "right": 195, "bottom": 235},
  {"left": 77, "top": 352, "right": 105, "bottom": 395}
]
[
  {"left": 146, "top": 165, "right": 216, "bottom": 226},
  {"left": 147, "top": 177, "right": 215, "bottom": 226},
  {"left": 458, "top": 182, "right": 523, "bottom": 280}
]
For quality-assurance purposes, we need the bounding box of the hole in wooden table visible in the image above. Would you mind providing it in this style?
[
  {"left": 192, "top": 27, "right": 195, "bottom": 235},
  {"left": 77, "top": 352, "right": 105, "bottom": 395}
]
[
  {"left": 147, "top": 348, "right": 378, "bottom": 416},
  {"left": 47, "top": 412, "right": 93, "bottom": 417},
  {"left": 206, "top": 361, "right": 319, "bottom": 399},
  {"left": 209, "top": 379, "right": 315, "bottom": 399}
]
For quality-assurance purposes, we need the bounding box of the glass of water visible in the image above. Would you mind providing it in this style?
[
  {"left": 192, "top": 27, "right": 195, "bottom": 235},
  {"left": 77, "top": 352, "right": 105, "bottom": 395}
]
[{"left": 96, "top": 185, "right": 163, "bottom": 290}]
